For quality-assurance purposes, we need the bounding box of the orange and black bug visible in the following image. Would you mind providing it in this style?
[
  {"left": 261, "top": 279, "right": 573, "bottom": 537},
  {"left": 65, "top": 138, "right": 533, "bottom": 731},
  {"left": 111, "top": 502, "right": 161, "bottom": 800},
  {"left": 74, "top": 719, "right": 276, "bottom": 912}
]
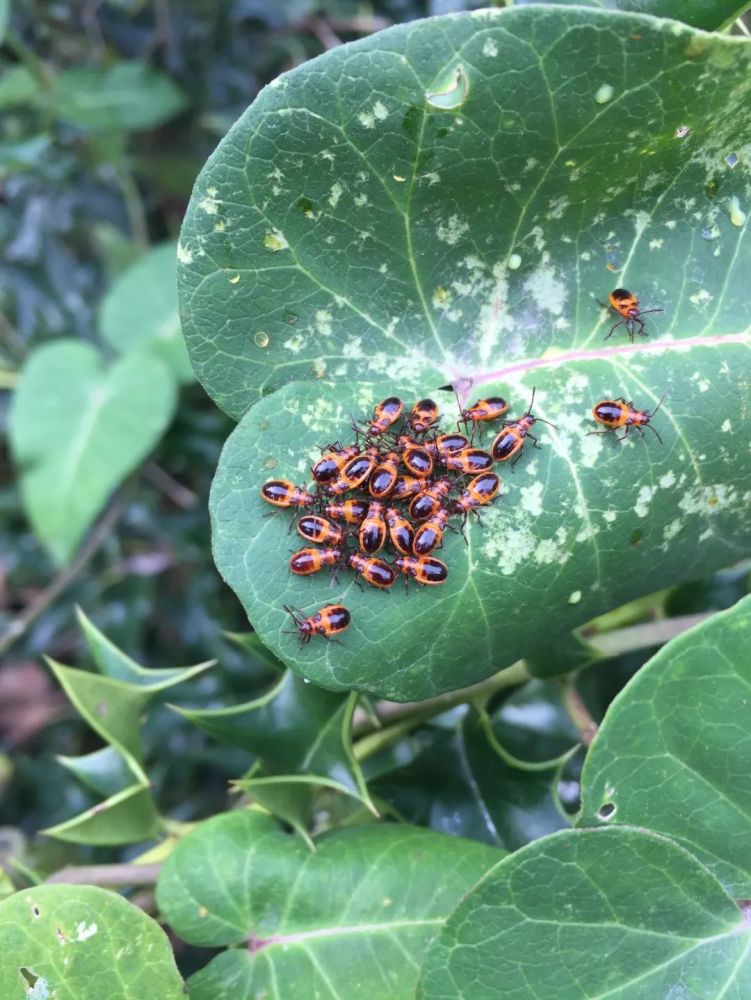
[
  {"left": 409, "top": 398, "right": 440, "bottom": 434},
  {"left": 491, "top": 388, "right": 554, "bottom": 467},
  {"left": 600, "top": 288, "right": 663, "bottom": 342},
  {"left": 591, "top": 396, "right": 664, "bottom": 444},
  {"left": 413, "top": 509, "right": 450, "bottom": 556},
  {"left": 283, "top": 604, "right": 350, "bottom": 645},
  {"left": 366, "top": 396, "right": 404, "bottom": 437},
  {"left": 324, "top": 498, "right": 369, "bottom": 524},
  {"left": 385, "top": 507, "right": 415, "bottom": 556},
  {"left": 296, "top": 515, "right": 344, "bottom": 546},
  {"left": 454, "top": 472, "right": 501, "bottom": 536},
  {"left": 347, "top": 553, "right": 396, "bottom": 589},
  {"left": 424, "top": 432, "right": 468, "bottom": 459},
  {"left": 369, "top": 451, "right": 401, "bottom": 499},
  {"left": 392, "top": 475, "right": 424, "bottom": 500},
  {"left": 398, "top": 436, "right": 434, "bottom": 478},
  {"left": 328, "top": 447, "right": 380, "bottom": 495},
  {"left": 289, "top": 546, "right": 341, "bottom": 578},
  {"left": 261, "top": 480, "right": 315, "bottom": 510},
  {"left": 359, "top": 502, "right": 387, "bottom": 555},
  {"left": 312, "top": 445, "right": 358, "bottom": 485},
  {"left": 395, "top": 555, "right": 448, "bottom": 588},
  {"left": 457, "top": 396, "right": 509, "bottom": 436},
  {"left": 409, "top": 479, "right": 451, "bottom": 521},
  {"left": 444, "top": 448, "right": 493, "bottom": 475}
]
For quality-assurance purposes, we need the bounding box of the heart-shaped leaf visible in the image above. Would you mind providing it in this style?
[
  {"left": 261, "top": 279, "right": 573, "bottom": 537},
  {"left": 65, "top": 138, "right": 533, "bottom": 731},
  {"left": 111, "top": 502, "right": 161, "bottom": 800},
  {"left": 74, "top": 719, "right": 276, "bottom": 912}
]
[
  {"left": 417, "top": 826, "right": 751, "bottom": 999},
  {"left": 186, "top": 8, "right": 751, "bottom": 700},
  {"left": 9, "top": 341, "right": 177, "bottom": 564},
  {"left": 579, "top": 594, "right": 751, "bottom": 896},
  {"left": 100, "top": 243, "right": 194, "bottom": 383},
  {"left": 0, "top": 885, "right": 184, "bottom": 999},
  {"left": 51, "top": 61, "right": 187, "bottom": 132},
  {"left": 156, "top": 809, "right": 501, "bottom": 1000}
]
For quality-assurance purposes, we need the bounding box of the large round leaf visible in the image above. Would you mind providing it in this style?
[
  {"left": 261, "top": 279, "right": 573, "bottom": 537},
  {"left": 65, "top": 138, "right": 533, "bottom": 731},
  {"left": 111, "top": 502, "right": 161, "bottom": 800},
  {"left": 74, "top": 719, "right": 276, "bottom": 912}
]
[
  {"left": 417, "top": 827, "right": 751, "bottom": 999},
  {"left": 0, "top": 884, "right": 184, "bottom": 999},
  {"left": 186, "top": 9, "right": 751, "bottom": 699},
  {"left": 179, "top": 8, "right": 751, "bottom": 417},
  {"left": 579, "top": 594, "right": 751, "bottom": 896}
]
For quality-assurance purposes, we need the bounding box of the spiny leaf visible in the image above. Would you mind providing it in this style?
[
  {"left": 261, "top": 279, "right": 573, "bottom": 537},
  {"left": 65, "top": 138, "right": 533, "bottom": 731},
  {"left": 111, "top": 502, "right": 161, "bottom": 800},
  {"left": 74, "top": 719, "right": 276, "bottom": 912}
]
[
  {"left": 579, "top": 594, "right": 751, "bottom": 896},
  {"left": 0, "top": 885, "right": 184, "bottom": 999},
  {"left": 156, "top": 809, "right": 501, "bottom": 1000},
  {"left": 417, "top": 826, "right": 751, "bottom": 1000},
  {"left": 41, "top": 783, "right": 160, "bottom": 846},
  {"left": 77, "top": 607, "right": 215, "bottom": 690},
  {"left": 179, "top": 673, "right": 373, "bottom": 809}
]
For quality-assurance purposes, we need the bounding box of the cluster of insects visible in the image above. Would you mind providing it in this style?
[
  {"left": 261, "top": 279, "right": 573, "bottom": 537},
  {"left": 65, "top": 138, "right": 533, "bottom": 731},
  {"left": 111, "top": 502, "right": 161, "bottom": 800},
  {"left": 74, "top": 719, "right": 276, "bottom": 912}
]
[{"left": 264, "top": 288, "right": 665, "bottom": 646}]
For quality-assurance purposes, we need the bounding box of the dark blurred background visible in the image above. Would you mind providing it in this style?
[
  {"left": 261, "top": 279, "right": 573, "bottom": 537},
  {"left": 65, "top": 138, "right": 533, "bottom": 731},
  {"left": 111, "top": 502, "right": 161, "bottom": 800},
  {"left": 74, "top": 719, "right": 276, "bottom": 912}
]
[{"left": 1, "top": 0, "right": 492, "bottom": 860}]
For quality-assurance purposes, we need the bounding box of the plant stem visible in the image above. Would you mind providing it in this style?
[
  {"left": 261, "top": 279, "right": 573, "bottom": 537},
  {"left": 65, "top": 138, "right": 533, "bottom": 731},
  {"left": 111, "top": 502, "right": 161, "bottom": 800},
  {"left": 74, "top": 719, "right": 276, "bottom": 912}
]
[
  {"left": 0, "top": 499, "right": 123, "bottom": 659},
  {"left": 353, "top": 660, "right": 531, "bottom": 758},
  {"left": 561, "top": 682, "right": 598, "bottom": 746},
  {"left": 45, "top": 863, "right": 161, "bottom": 886},
  {"left": 586, "top": 613, "right": 712, "bottom": 658}
]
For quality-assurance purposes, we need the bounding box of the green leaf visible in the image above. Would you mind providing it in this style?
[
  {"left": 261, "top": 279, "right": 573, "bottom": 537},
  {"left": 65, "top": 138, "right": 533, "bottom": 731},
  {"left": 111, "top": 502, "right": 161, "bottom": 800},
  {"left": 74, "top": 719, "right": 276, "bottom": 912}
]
[
  {"left": 100, "top": 243, "right": 194, "bottom": 383},
  {"left": 0, "top": 66, "right": 39, "bottom": 109},
  {"left": 0, "top": 884, "right": 184, "bottom": 999},
  {"left": 579, "top": 595, "right": 751, "bottom": 896},
  {"left": 51, "top": 61, "right": 187, "bottom": 131},
  {"left": 0, "top": 136, "right": 50, "bottom": 177},
  {"left": 418, "top": 826, "right": 751, "bottom": 1000},
  {"left": 193, "top": 8, "right": 751, "bottom": 700},
  {"left": 43, "top": 621, "right": 212, "bottom": 845},
  {"left": 372, "top": 706, "right": 569, "bottom": 848},
  {"left": 515, "top": 0, "right": 751, "bottom": 33},
  {"left": 178, "top": 9, "right": 751, "bottom": 419},
  {"left": 56, "top": 746, "right": 134, "bottom": 798},
  {"left": 46, "top": 660, "right": 150, "bottom": 767},
  {"left": 211, "top": 368, "right": 750, "bottom": 699},
  {"left": 41, "top": 782, "right": 160, "bottom": 846},
  {"left": 156, "top": 809, "right": 501, "bottom": 999},
  {"left": 179, "top": 671, "right": 372, "bottom": 808},
  {"left": 9, "top": 341, "right": 177, "bottom": 564},
  {"left": 77, "top": 607, "right": 214, "bottom": 689}
]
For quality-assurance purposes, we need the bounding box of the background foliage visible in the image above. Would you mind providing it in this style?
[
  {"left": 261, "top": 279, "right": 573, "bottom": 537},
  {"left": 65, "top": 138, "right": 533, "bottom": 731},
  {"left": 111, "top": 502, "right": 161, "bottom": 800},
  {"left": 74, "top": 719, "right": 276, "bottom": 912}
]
[{"left": 1, "top": 0, "right": 750, "bottom": 996}]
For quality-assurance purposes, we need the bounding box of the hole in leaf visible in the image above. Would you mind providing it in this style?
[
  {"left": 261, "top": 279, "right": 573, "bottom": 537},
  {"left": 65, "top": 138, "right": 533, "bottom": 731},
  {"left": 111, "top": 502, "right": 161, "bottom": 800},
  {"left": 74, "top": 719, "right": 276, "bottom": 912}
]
[
  {"left": 254, "top": 332, "right": 270, "bottom": 348},
  {"left": 736, "top": 899, "right": 751, "bottom": 923},
  {"left": 296, "top": 196, "right": 316, "bottom": 218},
  {"left": 19, "top": 968, "right": 39, "bottom": 986},
  {"left": 31, "top": 905, "right": 40, "bottom": 918},
  {"left": 726, "top": 152, "right": 739, "bottom": 168},
  {"left": 598, "top": 802, "right": 616, "bottom": 820},
  {"left": 426, "top": 65, "right": 469, "bottom": 111},
  {"left": 674, "top": 124, "right": 690, "bottom": 138},
  {"left": 96, "top": 701, "right": 108, "bottom": 717},
  {"left": 705, "top": 177, "right": 720, "bottom": 198}
]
